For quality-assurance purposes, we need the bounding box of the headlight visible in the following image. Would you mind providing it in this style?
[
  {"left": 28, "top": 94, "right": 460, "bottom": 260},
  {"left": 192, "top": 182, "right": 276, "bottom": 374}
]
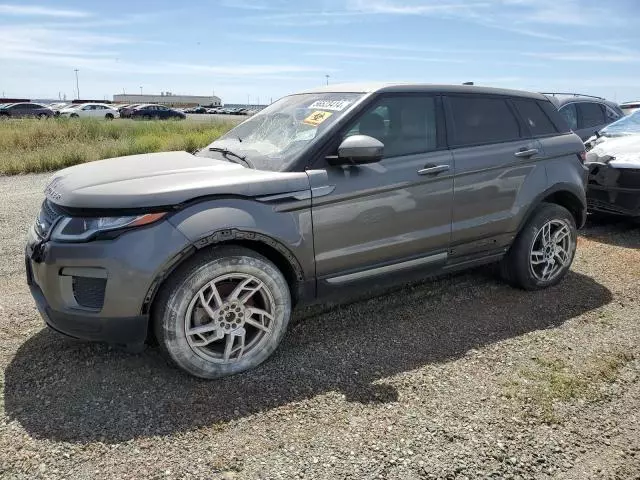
[{"left": 51, "top": 213, "right": 166, "bottom": 241}]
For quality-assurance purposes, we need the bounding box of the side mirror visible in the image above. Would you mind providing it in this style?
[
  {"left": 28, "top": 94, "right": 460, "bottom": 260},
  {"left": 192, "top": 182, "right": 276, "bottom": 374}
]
[{"left": 328, "top": 135, "right": 384, "bottom": 166}]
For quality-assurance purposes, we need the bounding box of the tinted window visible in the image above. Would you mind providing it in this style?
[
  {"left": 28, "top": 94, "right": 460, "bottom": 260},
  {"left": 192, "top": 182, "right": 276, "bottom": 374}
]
[
  {"left": 559, "top": 104, "right": 578, "bottom": 130},
  {"left": 578, "top": 102, "right": 605, "bottom": 128},
  {"left": 538, "top": 100, "right": 570, "bottom": 133},
  {"left": 605, "top": 106, "right": 620, "bottom": 122},
  {"left": 513, "top": 99, "right": 557, "bottom": 136},
  {"left": 447, "top": 96, "right": 520, "bottom": 146},
  {"left": 346, "top": 95, "right": 438, "bottom": 157}
]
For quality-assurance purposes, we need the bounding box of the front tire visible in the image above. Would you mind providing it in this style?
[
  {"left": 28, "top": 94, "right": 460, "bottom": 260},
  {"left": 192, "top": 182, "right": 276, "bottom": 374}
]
[
  {"left": 154, "top": 246, "right": 291, "bottom": 379},
  {"left": 500, "top": 203, "right": 577, "bottom": 290}
]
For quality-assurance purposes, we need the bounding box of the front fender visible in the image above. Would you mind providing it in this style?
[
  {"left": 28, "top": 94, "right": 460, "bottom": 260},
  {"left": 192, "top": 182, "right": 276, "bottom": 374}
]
[{"left": 167, "top": 197, "right": 315, "bottom": 280}]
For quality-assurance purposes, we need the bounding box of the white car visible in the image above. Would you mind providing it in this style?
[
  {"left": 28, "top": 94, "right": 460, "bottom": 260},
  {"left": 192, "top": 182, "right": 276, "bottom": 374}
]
[{"left": 59, "top": 103, "right": 120, "bottom": 119}]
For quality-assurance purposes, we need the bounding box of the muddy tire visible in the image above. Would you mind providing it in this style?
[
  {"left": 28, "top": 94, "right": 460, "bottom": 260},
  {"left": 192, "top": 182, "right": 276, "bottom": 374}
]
[{"left": 153, "top": 246, "right": 291, "bottom": 379}]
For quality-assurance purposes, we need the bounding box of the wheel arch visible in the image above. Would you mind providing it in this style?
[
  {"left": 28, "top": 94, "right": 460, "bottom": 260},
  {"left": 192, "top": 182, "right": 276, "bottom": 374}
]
[
  {"left": 143, "top": 229, "right": 306, "bottom": 318},
  {"left": 517, "top": 183, "right": 587, "bottom": 234}
]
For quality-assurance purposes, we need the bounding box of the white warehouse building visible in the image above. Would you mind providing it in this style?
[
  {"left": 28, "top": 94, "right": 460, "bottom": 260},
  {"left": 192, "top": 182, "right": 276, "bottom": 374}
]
[{"left": 112, "top": 92, "right": 221, "bottom": 107}]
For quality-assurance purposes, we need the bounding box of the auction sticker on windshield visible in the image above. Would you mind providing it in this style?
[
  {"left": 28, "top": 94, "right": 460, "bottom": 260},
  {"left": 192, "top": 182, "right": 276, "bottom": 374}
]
[
  {"left": 303, "top": 111, "right": 333, "bottom": 126},
  {"left": 307, "top": 100, "right": 351, "bottom": 111}
]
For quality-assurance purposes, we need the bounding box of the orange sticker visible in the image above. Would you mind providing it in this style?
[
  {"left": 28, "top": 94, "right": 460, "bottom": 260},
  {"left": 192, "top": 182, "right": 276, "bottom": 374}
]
[{"left": 303, "top": 110, "right": 333, "bottom": 126}]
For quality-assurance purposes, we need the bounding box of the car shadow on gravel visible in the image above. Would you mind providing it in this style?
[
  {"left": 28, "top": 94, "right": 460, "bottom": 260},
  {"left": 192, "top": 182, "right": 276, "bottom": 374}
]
[
  {"left": 4, "top": 270, "right": 611, "bottom": 443},
  {"left": 581, "top": 215, "right": 639, "bottom": 248}
]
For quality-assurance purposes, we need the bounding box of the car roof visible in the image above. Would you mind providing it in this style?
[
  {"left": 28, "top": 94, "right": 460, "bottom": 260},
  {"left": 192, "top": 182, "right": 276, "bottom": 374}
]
[
  {"left": 544, "top": 93, "right": 618, "bottom": 108},
  {"left": 298, "top": 83, "right": 548, "bottom": 100}
]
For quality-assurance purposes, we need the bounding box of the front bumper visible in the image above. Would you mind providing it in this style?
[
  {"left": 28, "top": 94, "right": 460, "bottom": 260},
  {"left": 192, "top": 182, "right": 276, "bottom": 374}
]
[
  {"left": 25, "top": 219, "right": 192, "bottom": 346},
  {"left": 587, "top": 165, "right": 640, "bottom": 217}
]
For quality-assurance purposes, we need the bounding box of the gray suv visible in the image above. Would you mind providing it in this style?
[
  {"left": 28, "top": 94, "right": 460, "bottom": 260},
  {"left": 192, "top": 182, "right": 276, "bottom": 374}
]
[{"left": 26, "top": 84, "right": 588, "bottom": 379}]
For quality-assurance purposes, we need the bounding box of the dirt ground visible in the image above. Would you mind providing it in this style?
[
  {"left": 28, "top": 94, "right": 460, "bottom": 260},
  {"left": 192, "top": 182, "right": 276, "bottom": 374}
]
[{"left": 0, "top": 174, "right": 638, "bottom": 479}]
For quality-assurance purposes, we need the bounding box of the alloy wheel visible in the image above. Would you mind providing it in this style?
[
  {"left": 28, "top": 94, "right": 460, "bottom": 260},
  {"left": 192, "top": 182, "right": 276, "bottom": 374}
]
[
  {"left": 184, "top": 273, "right": 276, "bottom": 364},
  {"left": 529, "top": 219, "right": 574, "bottom": 282}
]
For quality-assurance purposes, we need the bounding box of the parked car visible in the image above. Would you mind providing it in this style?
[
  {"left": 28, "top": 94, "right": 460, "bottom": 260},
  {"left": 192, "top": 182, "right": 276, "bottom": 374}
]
[
  {"left": 26, "top": 83, "right": 587, "bottom": 379},
  {"left": 584, "top": 110, "right": 640, "bottom": 218},
  {"left": 185, "top": 106, "right": 207, "bottom": 114},
  {"left": 206, "top": 108, "right": 221, "bottom": 114},
  {"left": 59, "top": 103, "right": 120, "bottom": 119},
  {"left": 131, "top": 104, "right": 186, "bottom": 120},
  {"left": 619, "top": 101, "right": 640, "bottom": 116},
  {"left": 0, "top": 102, "right": 54, "bottom": 119},
  {"left": 543, "top": 93, "right": 624, "bottom": 141},
  {"left": 119, "top": 104, "right": 142, "bottom": 118}
]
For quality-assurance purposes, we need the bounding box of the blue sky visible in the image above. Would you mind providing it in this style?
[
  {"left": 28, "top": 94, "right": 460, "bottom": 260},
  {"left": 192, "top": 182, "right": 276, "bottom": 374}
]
[{"left": 1, "top": 0, "right": 639, "bottom": 104}]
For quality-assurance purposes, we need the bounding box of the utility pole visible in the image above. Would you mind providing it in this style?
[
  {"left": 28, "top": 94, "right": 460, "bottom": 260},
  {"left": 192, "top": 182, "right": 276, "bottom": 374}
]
[
  {"left": 247, "top": 94, "right": 250, "bottom": 107},
  {"left": 325, "top": 74, "right": 329, "bottom": 86},
  {"left": 74, "top": 69, "right": 80, "bottom": 99},
  {"left": 140, "top": 86, "right": 143, "bottom": 95}
]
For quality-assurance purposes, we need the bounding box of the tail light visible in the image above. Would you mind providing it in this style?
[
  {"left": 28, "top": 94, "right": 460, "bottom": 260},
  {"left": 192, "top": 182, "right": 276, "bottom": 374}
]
[{"left": 578, "top": 151, "right": 587, "bottom": 163}]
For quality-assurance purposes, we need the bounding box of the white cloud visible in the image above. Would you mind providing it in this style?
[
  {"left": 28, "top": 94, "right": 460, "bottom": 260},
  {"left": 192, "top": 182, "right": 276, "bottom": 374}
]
[{"left": 0, "top": 4, "right": 90, "bottom": 18}]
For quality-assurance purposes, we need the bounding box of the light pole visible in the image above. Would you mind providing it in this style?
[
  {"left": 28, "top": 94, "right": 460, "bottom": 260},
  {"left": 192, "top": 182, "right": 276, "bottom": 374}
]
[
  {"left": 140, "top": 86, "right": 143, "bottom": 96},
  {"left": 74, "top": 69, "right": 80, "bottom": 99},
  {"left": 325, "top": 74, "right": 329, "bottom": 86}
]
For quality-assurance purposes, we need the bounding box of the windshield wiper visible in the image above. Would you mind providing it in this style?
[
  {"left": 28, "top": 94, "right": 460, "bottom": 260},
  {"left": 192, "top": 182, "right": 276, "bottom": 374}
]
[{"left": 208, "top": 147, "right": 253, "bottom": 169}]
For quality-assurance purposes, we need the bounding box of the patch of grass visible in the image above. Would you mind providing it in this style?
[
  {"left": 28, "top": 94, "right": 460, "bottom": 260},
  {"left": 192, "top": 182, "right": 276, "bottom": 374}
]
[
  {"left": 0, "top": 118, "right": 235, "bottom": 175},
  {"left": 504, "top": 349, "right": 635, "bottom": 424}
]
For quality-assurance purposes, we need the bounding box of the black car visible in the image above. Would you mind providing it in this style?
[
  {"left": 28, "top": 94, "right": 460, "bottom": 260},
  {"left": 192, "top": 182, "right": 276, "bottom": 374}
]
[
  {"left": 543, "top": 93, "right": 624, "bottom": 141},
  {"left": 130, "top": 105, "right": 186, "bottom": 120},
  {"left": 0, "top": 102, "right": 54, "bottom": 119},
  {"left": 185, "top": 106, "right": 207, "bottom": 114}
]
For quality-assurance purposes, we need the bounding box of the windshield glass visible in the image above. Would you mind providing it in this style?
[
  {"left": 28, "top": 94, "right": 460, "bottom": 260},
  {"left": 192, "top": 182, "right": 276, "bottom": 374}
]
[
  {"left": 197, "top": 92, "right": 365, "bottom": 171},
  {"left": 600, "top": 110, "right": 640, "bottom": 137}
]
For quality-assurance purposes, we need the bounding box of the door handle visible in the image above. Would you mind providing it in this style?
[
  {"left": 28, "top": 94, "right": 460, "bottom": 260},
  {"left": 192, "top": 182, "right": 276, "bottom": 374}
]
[
  {"left": 418, "top": 164, "right": 450, "bottom": 176},
  {"left": 514, "top": 148, "right": 539, "bottom": 158}
]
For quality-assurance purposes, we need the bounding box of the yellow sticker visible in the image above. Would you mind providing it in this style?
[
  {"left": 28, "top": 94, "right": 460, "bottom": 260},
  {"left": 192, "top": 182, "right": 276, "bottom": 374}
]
[{"left": 303, "top": 110, "right": 333, "bottom": 126}]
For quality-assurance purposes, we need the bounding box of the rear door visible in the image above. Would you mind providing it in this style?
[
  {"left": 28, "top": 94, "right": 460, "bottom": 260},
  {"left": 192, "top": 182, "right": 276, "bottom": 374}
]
[
  {"left": 445, "top": 94, "right": 544, "bottom": 260},
  {"left": 311, "top": 93, "right": 454, "bottom": 291}
]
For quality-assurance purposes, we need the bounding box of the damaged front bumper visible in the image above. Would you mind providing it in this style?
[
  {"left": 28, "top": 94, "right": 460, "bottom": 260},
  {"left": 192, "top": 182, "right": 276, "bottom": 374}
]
[{"left": 585, "top": 135, "right": 640, "bottom": 217}]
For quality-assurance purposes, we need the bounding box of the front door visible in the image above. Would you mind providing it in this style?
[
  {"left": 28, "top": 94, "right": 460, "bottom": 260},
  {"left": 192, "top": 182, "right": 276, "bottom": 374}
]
[{"left": 311, "top": 94, "right": 454, "bottom": 291}]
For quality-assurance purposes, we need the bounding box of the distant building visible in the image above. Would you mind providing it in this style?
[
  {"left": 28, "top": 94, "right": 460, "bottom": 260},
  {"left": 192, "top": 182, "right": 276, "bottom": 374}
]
[{"left": 112, "top": 92, "right": 221, "bottom": 107}]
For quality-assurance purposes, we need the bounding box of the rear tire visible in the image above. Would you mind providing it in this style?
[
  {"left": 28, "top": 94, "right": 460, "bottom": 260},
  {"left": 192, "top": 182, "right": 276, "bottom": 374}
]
[
  {"left": 153, "top": 246, "right": 291, "bottom": 379},
  {"left": 105, "top": 113, "right": 114, "bottom": 120},
  {"left": 500, "top": 203, "right": 577, "bottom": 290}
]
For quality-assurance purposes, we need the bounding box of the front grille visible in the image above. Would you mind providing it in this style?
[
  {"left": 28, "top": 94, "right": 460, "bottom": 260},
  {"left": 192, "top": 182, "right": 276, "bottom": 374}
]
[
  {"left": 72, "top": 276, "right": 107, "bottom": 310},
  {"left": 35, "top": 200, "right": 62, "bottom": 238}
]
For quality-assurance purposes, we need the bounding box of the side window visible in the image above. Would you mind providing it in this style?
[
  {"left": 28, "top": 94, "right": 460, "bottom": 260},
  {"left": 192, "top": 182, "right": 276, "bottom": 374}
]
[
  {"left": 345, "top": 95, "right": 438, "bottom": 158},
  {"left": 513, "top": 99, "right": 557, "bottom": 136},
  {"left": 578, "top": 102, "right": 605, "bottom": 128},
  {"left": 447, "top": 96, "right": 520, "bottom": 146},
  {"left": 537, "top": 100, "right": 571, "bottom": 133},
  {"left": 559, "top": 104, "right": 578, "bottom": 130},
  {"left": 605, "top": 106, "right": 620, "bottom": 123}
]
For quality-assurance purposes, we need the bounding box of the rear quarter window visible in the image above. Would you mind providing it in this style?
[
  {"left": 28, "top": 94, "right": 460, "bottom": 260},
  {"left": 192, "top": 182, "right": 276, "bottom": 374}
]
[
  {"left": 513, "top": 99, "right": 558, "bottom": 137},
  {"left": 538, "top": 100, "right": 571, "bottom": 133},
  {"left": 446, "top": 96, "right": 521, "bottom": 146}
]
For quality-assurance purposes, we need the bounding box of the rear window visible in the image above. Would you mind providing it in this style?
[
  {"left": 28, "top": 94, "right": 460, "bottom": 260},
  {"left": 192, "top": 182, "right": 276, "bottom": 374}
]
[
  {"left": 447, "top": 96, "right": 521, "bottom": 146},
  {"left": 513, "top": 99, "right": 558, "bottom": 136},
  {"left": 578, "top": 102, "right": 605, "bottom": 129}
]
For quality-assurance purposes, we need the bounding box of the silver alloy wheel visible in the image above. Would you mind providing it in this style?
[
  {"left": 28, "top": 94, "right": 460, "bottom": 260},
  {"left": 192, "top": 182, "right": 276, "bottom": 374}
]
[
  {"left": 184, "top": 273, "right": 275, "bottom": 364},
  {"left": 529, "top": 219, "right": 574, "bottom": 282}
]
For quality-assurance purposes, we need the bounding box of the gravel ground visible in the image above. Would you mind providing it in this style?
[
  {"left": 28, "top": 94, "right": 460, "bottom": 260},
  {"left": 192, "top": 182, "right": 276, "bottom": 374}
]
[{"left": 0, "top": 174, "right": 638, "bottom": 479}]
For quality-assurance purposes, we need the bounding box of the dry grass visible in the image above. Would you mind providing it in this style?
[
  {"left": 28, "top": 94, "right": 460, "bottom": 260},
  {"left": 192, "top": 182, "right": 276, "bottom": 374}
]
[
  {"left": 0, "top": 117, "right": 234, "bottom": 175},
  {"left": 504, "top": 349, "right": 635, "bottom": 424}
]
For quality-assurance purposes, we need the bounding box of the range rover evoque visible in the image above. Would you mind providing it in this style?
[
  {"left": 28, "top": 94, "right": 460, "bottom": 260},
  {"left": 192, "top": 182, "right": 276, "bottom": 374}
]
[{"left": 26, "top": 84, "right": 588, "bottom": 379}]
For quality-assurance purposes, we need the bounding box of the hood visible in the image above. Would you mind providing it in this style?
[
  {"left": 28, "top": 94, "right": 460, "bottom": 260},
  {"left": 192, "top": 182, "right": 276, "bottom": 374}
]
[
  {"left": 45, "top": 151, "right": 310, "bottom": 209},
  {"left": 586, "top": 135, "right": 640, "bottom": 169}
]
